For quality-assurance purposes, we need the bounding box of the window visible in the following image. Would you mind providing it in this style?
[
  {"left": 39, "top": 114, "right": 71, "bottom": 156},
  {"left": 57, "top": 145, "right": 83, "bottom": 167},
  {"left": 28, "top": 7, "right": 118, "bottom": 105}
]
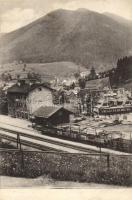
[
  {"left": 103, "top": 103, "right": 107, "bottom": 106},
  {"left": 117, "top": 101, "right": 123, "bottom": 106},
  {"left": 38, "top": 87, "right": 42, "bottom": 91}
]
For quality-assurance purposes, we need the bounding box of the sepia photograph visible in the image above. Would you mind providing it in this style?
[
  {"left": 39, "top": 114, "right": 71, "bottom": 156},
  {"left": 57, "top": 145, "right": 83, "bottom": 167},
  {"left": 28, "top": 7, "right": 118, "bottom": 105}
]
[{"left": 0, "top": 0, "right": 132, "bottom": 192}]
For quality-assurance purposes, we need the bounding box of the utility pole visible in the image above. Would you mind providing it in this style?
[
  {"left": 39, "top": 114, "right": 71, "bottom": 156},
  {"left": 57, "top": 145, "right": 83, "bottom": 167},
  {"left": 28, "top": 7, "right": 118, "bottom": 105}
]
[
  {"left": 17, "top": 133, "right": 24, "bottom": 175},
  {"left": 17, "top": 133, "right": 21, "bottom": 149}
]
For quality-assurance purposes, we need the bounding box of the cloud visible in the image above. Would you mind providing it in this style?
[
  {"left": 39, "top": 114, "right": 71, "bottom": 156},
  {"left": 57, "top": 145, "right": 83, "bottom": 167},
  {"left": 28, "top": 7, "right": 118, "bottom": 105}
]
[{"left": 1, "top": 7, "right": 43, "bottom": 32}]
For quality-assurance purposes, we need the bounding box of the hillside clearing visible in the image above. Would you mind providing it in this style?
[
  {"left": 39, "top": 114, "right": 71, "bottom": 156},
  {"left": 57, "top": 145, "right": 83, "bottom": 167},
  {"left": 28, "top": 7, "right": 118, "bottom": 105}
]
[{"left": 0, "top": 61, "right": 86, "bottom": 79}]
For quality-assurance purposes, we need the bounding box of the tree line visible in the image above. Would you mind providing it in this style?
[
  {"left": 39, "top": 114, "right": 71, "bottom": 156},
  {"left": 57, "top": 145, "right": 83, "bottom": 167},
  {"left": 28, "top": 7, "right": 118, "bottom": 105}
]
[
  {"left": 111, "top": 56, "right": 132, "bottom": 86},
  {"left": 78, "top": 56, "right": 132, "bottom": 89}
]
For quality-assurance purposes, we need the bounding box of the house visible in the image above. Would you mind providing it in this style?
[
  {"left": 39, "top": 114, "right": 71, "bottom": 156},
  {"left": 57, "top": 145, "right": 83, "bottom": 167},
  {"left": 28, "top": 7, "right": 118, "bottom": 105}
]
[
  {"left": 33, "top": 106, "right": 74, "bottom": 126},
  {"left": 7, "top": 79, "right": 54, "bottom": 119},
  {"left": 65, "top": 90, "right": 78, "bottom": 103},
  {"left": 78, "top": 77, "right": 111, "bottom": 114},
  {"left": 0, "top": 99, "right": 8, "bottom": 115},
  {"left": 0, "top": 88, "right": 8, "bottom": 115},
  {"left": 85, "top": 77, "right": 111, "bottom": 91}
]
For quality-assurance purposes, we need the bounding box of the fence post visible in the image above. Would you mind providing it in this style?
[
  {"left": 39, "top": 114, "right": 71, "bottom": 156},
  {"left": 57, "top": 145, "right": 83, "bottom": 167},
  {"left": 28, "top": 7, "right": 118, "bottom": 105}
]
[
  {"left": 19, "top": 137, "right": 25, "bottom": 176},
  {"left": 17, "top": 133, "right": 19, "bottom": 149},
  {"left": 70, "top": 125, "right": 71, "bottom": 136},
  {"left": 20, "top": 139, "right": 22, "bottom": 151},
  {"left": 17, "top": 133, "right": 24, "bottom": 174}
]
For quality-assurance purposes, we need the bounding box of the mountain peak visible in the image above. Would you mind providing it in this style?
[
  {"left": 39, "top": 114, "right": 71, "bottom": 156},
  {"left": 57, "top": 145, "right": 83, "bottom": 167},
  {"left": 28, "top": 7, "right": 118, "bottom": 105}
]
[
  {"left": 0, "top": 9, "right": 132, "bottom": 70},
  {"left": 76, "top": 8, "right": 89, "bottom": 12}
]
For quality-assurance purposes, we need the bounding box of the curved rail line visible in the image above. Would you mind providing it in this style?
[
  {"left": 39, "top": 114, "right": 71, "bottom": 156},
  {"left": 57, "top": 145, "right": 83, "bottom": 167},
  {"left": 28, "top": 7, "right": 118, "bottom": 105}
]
[
  {"left": 0, "top": 126, "right": 131, "bottom": 155},
  {"left": 0, "top": 127, "right": 95, "bottom": 153},
  {"left": 0, "top": 132, "right": 62, "bottom": 152}
]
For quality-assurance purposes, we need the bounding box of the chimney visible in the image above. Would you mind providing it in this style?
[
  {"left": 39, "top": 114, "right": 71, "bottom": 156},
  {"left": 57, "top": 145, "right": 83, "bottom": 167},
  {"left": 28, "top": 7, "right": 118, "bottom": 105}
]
[
  {"left": 17, "top": 79, "right": 26, "bottom": 86},
  {"left": 17, "top": 82, "right": 21, "bottom": 86},
  {"left": 29, "top": 81, "right": 33, "bottom": 86}
]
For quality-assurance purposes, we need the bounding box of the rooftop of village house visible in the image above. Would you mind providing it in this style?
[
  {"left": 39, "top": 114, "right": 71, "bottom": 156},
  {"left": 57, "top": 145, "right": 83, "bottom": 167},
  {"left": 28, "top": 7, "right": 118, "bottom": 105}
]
[
  {"left": 33, "top": 106, "right": 73, "bottom": 118},
  {"left": 7, "top": 80, "right": 54, "bottom": 94}
]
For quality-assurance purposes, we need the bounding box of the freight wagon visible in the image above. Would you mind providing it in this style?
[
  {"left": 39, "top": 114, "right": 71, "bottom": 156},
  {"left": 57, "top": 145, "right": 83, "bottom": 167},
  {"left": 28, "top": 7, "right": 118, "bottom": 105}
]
[{"left": 32, "top": 123, "right": 132, "bottom": 153}]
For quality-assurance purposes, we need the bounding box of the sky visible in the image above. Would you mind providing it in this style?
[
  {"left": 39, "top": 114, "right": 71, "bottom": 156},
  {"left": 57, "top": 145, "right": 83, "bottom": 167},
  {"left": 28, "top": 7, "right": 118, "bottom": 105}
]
[{"left": 0, "top": 0, "right": 132, "bottom": 33}]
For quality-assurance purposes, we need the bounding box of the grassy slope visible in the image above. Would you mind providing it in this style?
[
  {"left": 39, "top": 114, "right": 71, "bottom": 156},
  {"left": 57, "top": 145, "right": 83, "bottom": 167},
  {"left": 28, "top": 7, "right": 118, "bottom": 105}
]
[
  {"left": 1, "top": 151, "right": 132, "bottom": 186},
  {"left": 0, "top": 61, "right": 86, "bottom": 79}
]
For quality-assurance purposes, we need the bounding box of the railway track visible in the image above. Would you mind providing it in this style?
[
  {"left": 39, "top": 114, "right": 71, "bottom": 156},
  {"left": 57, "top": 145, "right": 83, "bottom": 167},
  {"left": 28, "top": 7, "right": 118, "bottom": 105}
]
[
  {"left": 0, "top": 126, "right": 131, "bottom": 155},
  {"left": 0, "top": 131, "right": 63, "bottom": 152},
  {"left": 0, "top": 127, "right": 96, "bottom": 153}
]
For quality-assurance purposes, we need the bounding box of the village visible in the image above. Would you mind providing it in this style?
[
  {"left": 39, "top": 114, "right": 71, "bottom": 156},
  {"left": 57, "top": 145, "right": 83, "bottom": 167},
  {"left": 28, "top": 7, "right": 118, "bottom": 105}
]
[
  {"left": 1, "top": 0, "right": 132, "bottom": 190},
  {"left": 0, "top": 62, "right": 132, "bottom": 154}
]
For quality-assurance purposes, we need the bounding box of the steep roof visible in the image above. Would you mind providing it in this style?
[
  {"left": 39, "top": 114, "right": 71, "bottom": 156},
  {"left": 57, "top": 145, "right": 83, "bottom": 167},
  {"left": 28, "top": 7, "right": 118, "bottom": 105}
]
[
  {"left": 33, "top": 106, "right": 73, "bottom": 118},
  {"left": 85, "top": 77, "right": 111, "bottom": 90},
  {"left": 7, "top": 82, "right": 54, "bottom": 94}
]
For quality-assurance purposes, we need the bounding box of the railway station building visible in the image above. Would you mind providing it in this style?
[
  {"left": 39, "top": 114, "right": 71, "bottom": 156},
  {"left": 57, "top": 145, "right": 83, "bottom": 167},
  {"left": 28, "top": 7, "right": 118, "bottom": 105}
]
[
  {"left": 33, "top": 106, "right": 74, "bottom": 126},
  {"left": 7, "top": 79, "right": 55, "bottom": 119}
]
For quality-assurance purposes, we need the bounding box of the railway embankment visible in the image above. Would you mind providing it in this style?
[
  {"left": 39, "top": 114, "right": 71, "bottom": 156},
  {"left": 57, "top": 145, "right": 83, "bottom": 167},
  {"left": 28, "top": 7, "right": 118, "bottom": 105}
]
[{"left": 0, "top": 150, "right": 132, "bottom": 186}]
